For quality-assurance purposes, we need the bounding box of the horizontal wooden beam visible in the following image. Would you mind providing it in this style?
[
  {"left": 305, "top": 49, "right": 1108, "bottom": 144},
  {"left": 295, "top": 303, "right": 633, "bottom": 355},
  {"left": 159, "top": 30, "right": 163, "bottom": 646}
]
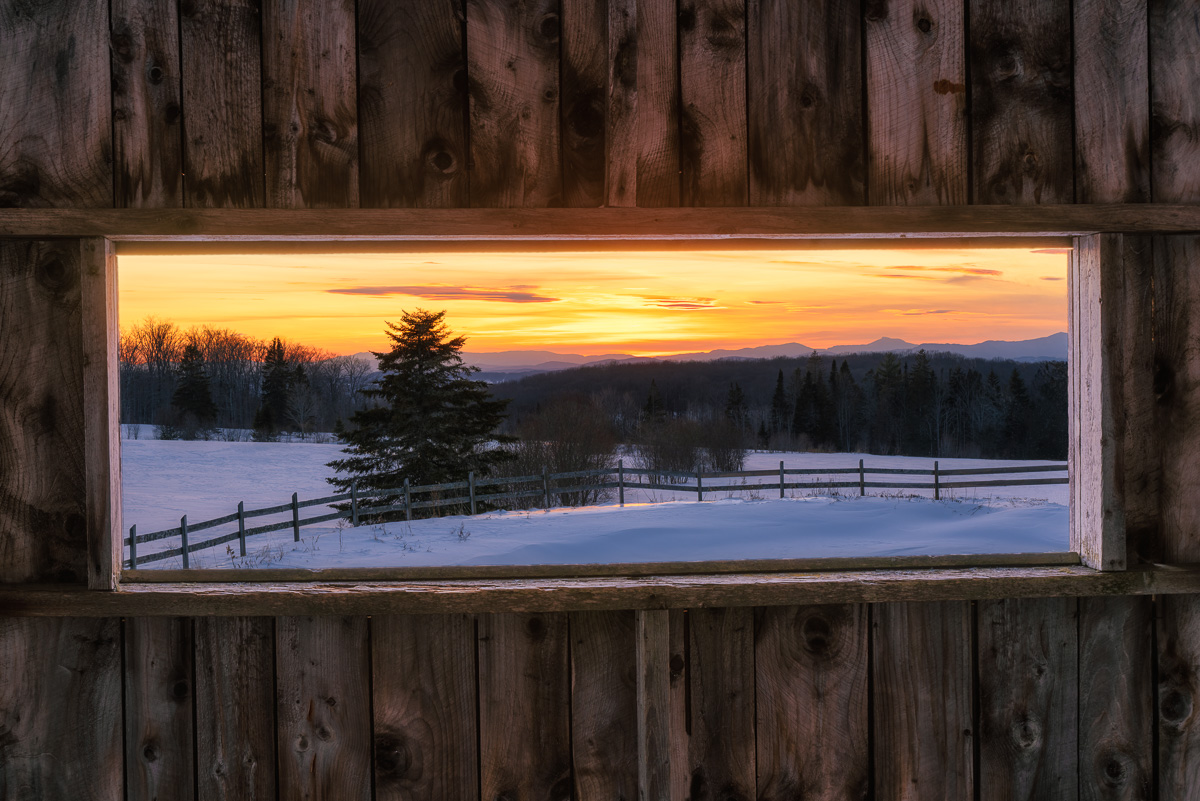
[
  {"left": 0, "top": 205, "right": 1198, "bottom": 242},
  {"left": 4, "top": 565, "right": 1200, "bottom": 616}
]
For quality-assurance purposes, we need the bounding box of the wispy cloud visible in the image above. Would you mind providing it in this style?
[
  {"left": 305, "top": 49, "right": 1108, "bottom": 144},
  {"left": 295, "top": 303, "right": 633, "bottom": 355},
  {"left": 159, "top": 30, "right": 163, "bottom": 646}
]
[
  {"left": 642, "top": 296, "right": 723, "bottom": 311},
  {"left": 1040, "top": 276, "right": 1065, "bottom": 281},
  {"left": 1031, "top": 248, "right": 1072, "bottom": 254},
  {"left": 893, "top": 309, "right": 956, "bottom": 316},
  {"left": 747, "top": 300, "right": 784, "bottom": 305},
  {"left": 885, "top": 265, "right": 1003, "bottom": 277},
  {"left": 327, "top": 285, "right": 559, "bottom": 303}
]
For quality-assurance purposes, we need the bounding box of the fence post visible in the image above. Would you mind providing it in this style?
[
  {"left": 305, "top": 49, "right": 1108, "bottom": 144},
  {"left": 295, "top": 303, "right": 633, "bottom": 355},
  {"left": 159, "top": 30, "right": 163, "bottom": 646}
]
[
  {"left": 779, "top": 460, "right": 785, "bottom": 499},
  {"left": 859, "top": 459, "right": 865, "bottom": 496},
  {"left": 404, "top": 478, "right": 412, "bottom": 521},
  {"left": 697, "top": 470, "right": 704, "bottom": 502},
  {"left": 469, "top": 471, "right": 476, "bottom": 515},
  {"left": 180, "top": 515, "right": 189, "bottom": 569},
  {"left": 934, "top": 461, "right": 940, "bottom": 501},
  {"left": 351, "top": 480, "right": 359, "bottom": 526},
  {"left": 237, "top": 502, "right": 246, "bottom": 556},
  {"left": 543, "top": 466, "right": 551, "bottom": 509},
  {"left": 129, "top": 524, "right": 137, "bottom": 569},
  {"left": 292, "top": 492, "right": 300, "bottom": 541},
  {"left": 619, "top": 459, "right": 624, "bottom": 507}
]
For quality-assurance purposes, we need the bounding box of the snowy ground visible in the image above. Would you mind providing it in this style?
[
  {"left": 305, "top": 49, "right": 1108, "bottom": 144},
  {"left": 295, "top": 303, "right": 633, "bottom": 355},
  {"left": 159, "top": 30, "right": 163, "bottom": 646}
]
[{"left": 121, "top": 437, "right": 1069, "bottom": 569}]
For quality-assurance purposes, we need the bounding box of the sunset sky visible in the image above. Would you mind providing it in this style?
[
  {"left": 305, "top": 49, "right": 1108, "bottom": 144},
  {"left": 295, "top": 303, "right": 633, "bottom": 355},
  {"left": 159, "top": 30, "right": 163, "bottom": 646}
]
[{"left": 118, "top": 246, "right": 1069, "bottom": 357}]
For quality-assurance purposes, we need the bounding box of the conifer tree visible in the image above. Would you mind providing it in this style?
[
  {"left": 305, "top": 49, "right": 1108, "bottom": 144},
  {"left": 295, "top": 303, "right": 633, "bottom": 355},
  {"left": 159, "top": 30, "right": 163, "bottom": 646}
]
[
  {"left": 168, "top": 343, "right": 217, "bottom": 438},
  {"left": 769, "top": 369, "right": 789, "bottom": 435}
]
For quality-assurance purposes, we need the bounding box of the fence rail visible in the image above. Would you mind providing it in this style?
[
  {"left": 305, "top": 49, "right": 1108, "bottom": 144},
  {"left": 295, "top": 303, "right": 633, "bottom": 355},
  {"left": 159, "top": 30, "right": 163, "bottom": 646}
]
[{"left": 124, "top": 459, "right": 1069, "bottom": 569}]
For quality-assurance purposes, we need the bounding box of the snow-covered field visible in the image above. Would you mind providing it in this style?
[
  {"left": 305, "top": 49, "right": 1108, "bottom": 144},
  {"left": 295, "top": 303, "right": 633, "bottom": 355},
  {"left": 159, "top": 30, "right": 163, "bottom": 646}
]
[{"left": 121, "top": 437, "right": 1069, "bottom": 569}]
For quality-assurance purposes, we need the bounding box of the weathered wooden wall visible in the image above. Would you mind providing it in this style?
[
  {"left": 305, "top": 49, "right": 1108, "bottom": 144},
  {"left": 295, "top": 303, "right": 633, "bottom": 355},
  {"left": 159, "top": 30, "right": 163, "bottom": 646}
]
[{"left": 1, "top": 1, "right": 1199, "bottom": 799}]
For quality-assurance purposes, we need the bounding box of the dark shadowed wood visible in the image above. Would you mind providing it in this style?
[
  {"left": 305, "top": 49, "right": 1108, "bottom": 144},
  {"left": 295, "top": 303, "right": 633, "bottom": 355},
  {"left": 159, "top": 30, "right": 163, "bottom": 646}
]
[
  {"left": 605, "top": 0, "right": 636, "bottom": 207},
  {"left": 0, "top": 0, "right": 111, "bottom": 207},
  {"left": 865, "top": 0, "right": 966, "bottom": 205},
  {"left": 1074, "top": 0, "right": 1150, "bottom": 203},
  {"left": 755, "top": 604, "right": 869, "bottom": 800},
  {"left": 874, "top": 601, "right": 972, "bottom": 800},
  {"left": 262, "top": 0, "right": 358, "bottom": 208},
  {"left": 632, "top": 0, "right": 680, "bottom": 207},
  {"left": 0, "top": 239, "right": 87, "bottom": 584},
  {"left": 669, "top": 609, "right": 688, "bottom": 800},
  {"left": 111, "top": 0, "right": 184, "bottom": 207},
  {"left": 467, "top": 0, "right": 563, "bottom": 207},
  {"left": 357, "top": 0, "right": 467, "bottom": 208},
  {"left": 970, "top": 0, "right": 1074, "bottom": 204},
  {"left": 1079, "top": 596, "right": 1152, "bottom": 801},
  {"left": 1158, "top": 594, "right": 1200, "bottom": 799},
  {"left": 571, "top": 611, "right": 637, "bottom": 800},
  {"left": 680, "top": 0, "right": 747, "bottom": 206},
  {"left": 195, "top": 617, "right": 276, "bottom": 801},
  {"left": 82, "top": 239, "right": 120, "bottom": 590},
  {"left": 685, "top": 607, "right": 755, "bottom": 801},
  {"left": 372, "top": 614, "right": 478, "bottom": 801},
  {"left": 636, "top": 609, "right": 672, "bottom": 801},
  {"left": 0, "top": 618, "right": 122, "bottom": 799},
  {"left": 1150, "top": 0, "right": 1200, "bottom": 203},
  {"left": 479, "top": 613, "right": 572, "bottom": 801},
  {"left": 125, "top": 617, "right": 195, "bottom": 801},
  {"left": 180, "top": 0, "right": 265, "bottom": 208},
  {"left": 978, "top": 597, "right": 1078, "bottom": 800},
  {"left": 276, "top": 616, "right": 372, "bottom": 801},
  {"left": 561, "top": 0, "right": 607, "bottom": 207},
  {"left": 747, "top": 0, "right": 862, "bottom": 206}
]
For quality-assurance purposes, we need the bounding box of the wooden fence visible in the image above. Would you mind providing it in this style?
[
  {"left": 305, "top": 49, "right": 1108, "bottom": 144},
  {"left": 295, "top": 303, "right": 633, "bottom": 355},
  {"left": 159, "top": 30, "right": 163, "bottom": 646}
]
[{"left": 124, "top": 460, "right": 1069, "bottom": 568}]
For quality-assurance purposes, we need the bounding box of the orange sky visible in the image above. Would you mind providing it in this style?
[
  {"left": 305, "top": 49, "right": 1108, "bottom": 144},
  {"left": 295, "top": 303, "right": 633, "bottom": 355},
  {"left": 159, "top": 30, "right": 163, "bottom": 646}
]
[{"left": 117, "top": 246, "right": 1069, "bottom": 356}]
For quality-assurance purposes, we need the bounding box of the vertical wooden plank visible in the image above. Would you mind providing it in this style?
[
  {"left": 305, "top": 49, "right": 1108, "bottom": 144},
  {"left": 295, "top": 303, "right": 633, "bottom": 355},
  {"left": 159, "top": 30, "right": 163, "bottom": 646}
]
[
  {"left": 571, "top": 611, "right": 637, "bottom": 801},
  {"left": 0, "top": 239, "right": 88, "bottom": 584},
  {"left": 82, "top": 238, "right": 120, "bottom": 589},
  {"left": 748, "top": 0, "right": 862, "bottom": 206},
  {"left": 632, "top": 0, "right": 681, "bottom": 207},
  {"left": 180, "top": 0, "right": 265, "bottom": 208},
  {"left": 372, "top": 614, "right": 478, "bottom": 801},
  {"left": 668, "top": 608, "right": 689, "bottom": 801},
  {"left": 195, "top": 617, "right": 276, "bottom": 801},
  {"left": 681, "top": 0, "right": 748, "bottom": 206},
  {"left": 0, "top": 618, "right": 122, "bottom": 800},
  {"left": 262, "top": 0, "right": 358, "bottom": 209},
  {"left": 874, "top": 601, "right": 973, "bottom": 801},
  {"left": 1079, "top": 596, "right": 1153, "bottom": 801},
  {"left": 125, "top": 617, "right": 195, "bottom": 801},
  {"left": 970, "top": 0, "right": 1074, "bottom": 204},
  {"left": 111, "top": 0, "right": 185, "bottom": 208},
  {"left": 1158, "top": 594, "right": 1200, "bottom": 800},
  {"left": 358, "top": 0, "right": 468, "bottom": 208},
  {"left": 0, "top": 0, "right": 112, "bottom": 207},
  {"left": 978, "top": 597, "right": 1079, "bottom": 800},
  {"left": 865, "top": 0, "right": 966, "bottom": 205},
  {"left": 1150, "top": 0, "right": 1200, "bottom": 204},
  {"left": 562, "top": 0, "right": 608, "bottom": 207},
  {"left": 478, "top": 612, "right": 573, "bottom": 801},
  {"left": 606, "top": 0, "right": 638, "bottom": 207},
  {"left": 1074, "top": 0, "right": 1150, "bottom": 203},
  {"left": 636, "top": 609, "right": 672, "bottom": 801},
  {"left": 467, "top": 0, "right": 563, "bottom": 207},
  {"left": 684, "top": 607, "right": 755, "bottom": 801},
  {"left": 755, "top": 604, "right": 869, "bottom": 800},
  {"left": 276, "top": 616, "right": 372, "bottom": 801}
]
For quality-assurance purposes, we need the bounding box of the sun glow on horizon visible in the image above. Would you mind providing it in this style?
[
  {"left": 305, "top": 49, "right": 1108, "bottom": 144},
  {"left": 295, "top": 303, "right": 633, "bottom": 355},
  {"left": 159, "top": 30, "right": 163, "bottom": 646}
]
[{"left": 118, "top": 246, "right": 1069, "bottom": 356}]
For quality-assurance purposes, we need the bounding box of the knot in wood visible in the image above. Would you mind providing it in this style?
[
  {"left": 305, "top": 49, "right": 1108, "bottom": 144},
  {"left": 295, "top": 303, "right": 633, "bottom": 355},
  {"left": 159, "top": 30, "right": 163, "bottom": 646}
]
[
  {"left": 917, "top": 17, "right": 932, "bottom": 33},
  {"left": 143, "top": 743, "right": 159, "bottom": 762},
  {"left": 171, "top": 679, "right": 189, "bottom": 700},
  {"left": 1160, "top": 688, "right": 1192, "bottom": 725},
  {"left": 798, "top": 612, "right": 833, "bottom": 655},
  {"left": 993, "top": 51, "right": 1021, "bottom": 80},
  {"left": 1098, "top": 751, "right": 1129, "bottom": 787},
  {"left": 35, "top": 255, "right": 73, "bottom": 295},
  {"left": 525, "top": 615, "right": 546, "bottom": 638},
  {"left": 316, "top": 725, "right": 333, "bottom": 742},
  {"left": 538, "top": 13, "right": 560, "bottom": 42},
  {"left": 296, "top": 734, "right": 310, "bottom": 752},
  {"left": 148, "top": 65, "right": 165, "bottom": 84},
  {"left": 1010, "top": 716, "right": 1042, "bottom": 749}
]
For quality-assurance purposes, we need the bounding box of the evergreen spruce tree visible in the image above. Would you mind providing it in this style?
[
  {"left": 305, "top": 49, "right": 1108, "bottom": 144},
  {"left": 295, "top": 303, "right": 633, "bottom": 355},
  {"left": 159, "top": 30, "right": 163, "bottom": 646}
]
[
  {"left": 168, "top": 343, "right": 217, "bottom": 438},
  {"left": 253, "top": 337, "right": 293, "bottom": 441},
  {"left": 326, "top": 310, "right": 514, "bottom": 510},
  {"left": 723, "top": 382, "right": 747, "bottom": 429},
  {"left": 643, "top": 379, "right": 665, "bottom": 421},
  {"left": 769, "top": 369, "right": 789, "bottom": 435}
]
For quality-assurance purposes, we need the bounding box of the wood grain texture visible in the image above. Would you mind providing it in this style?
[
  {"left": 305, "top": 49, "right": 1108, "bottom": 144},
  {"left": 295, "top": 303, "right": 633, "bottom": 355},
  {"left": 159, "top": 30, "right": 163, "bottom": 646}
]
[
  {"left": 358, "top": 0, "right": 468, "bottom": 208},
  {"left": 874, "top": 601, "right": 973, "bottom": 801},
  {"left": 755, "top": 604, "right": 868, "bottom": 800},
  {"left": 749, "top": 0, "right": 862, "bottom": 206},
  {"left": 0, "top": 618, "right": 122, "bottom": 800},
  {"left": 684, "top": 607, "right": 755, "bottom": 801},
  {"left": 1074, "top": 0, "right": 1150, "bottom": 203},
  {"left": 1158, "top": 594, "right": 1200, "bottom": 799},
  {"left": 681, "top": 0, "right": 748, "bottom": 206},
  {"left": 111, "top": 0, "right": 184, "bottom": 207},
  {"left": 571, "top": 611, "right": 637, "bottom": 801},
  {"left": 0, "top": 239, "right": 88, "bottom": 584},
  {"left": 125, "top": 617, "right": 195, "bottom": 801},
  {"left": 180, "top": 0, "right": 265, "bottom": 208},
  {"left": 194, "top": 617, "right": 276, "bottom": 801},
  {"left": 561, "top": 0, "right": 607, "bottom": 207},
  {"left": 478, "top": 613, "right": 573, "bottom": 801},
  {"left": 970, "top": 0, "right": 1074, "bottom": 204},
  {"left": 604, "top": 0, "right": 637, "bottom": 207},
  {"left": 865, "top": 0, "right": 966, "bottom": 205},
  {"left": 262, "top": 0, "right": 358, "bottom": 208},
  {"left": 1150, "top": 0, "right": 1200, "bottom": 203},
  {"left": 276, "top": 616, "right": 372, "bottom": 801},
  {"left": 467, "top": 0, "right": 563, "bottom": 207},
  {"left": 636, "top": 609, "right": 672, "bottom": 801},
  {"left": 371, "top": 614, "right": 478, "bottom": 801},
  {"left": 631, "top": 0, "right": 681, "bottom": 207},
  {"left": 0, "top": 0, "right": 111, "bottom": 207},
  {"left": 1079, "top": 596, "right": 1152, "bottom": 801},
  {"left": 668, "top": 609, "right": 688, "bottom": 801},
  {"left": 978, "top": 597, "right": 1079, "bottom": 800}
]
